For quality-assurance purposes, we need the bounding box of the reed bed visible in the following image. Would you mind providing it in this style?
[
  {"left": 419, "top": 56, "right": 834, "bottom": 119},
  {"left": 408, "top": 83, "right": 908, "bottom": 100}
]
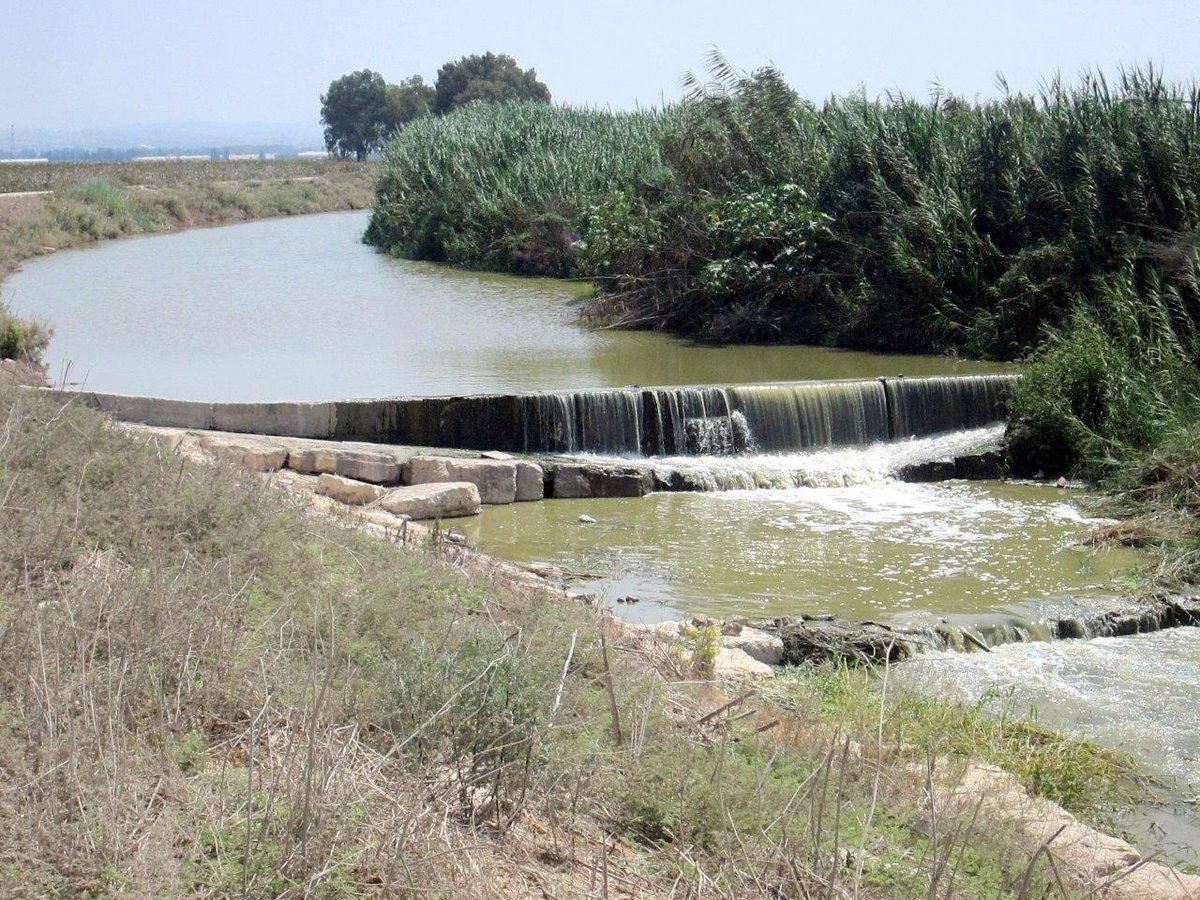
[{"left": 367, "top": 102, "right": 678, "bottom": 275}]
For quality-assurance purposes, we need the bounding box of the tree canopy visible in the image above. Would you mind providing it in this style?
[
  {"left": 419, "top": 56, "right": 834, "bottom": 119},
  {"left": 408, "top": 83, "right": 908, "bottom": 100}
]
[
  {"left": 320, "top": 70, "right": 392, "bottom": 160},
  {"left": 320, "top": 56, "right": 550, "bottom": 159},
  {"left": 385, "top": 76, "right": 436, "bottom": 129},
  {"left": 434, "top": 53, "right": 551, "bottom": 114},
  {"left": 320, "top": 70, "right": 434, "bottom": 160}
]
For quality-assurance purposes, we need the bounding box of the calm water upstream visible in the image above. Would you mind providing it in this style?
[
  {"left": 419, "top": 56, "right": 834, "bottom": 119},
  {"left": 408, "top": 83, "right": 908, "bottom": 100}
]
[{"left": 4, "top": 211, "right": 1004, "bottom": 401}]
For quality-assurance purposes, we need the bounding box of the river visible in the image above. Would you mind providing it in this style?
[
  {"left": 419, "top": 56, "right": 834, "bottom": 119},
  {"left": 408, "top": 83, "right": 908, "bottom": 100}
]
[
  {"left": 5, "top": 209, "right": 1190, "bottom": 863},
  {"left": 4, "top": 210, "right": 1004, "bottom": 401}
]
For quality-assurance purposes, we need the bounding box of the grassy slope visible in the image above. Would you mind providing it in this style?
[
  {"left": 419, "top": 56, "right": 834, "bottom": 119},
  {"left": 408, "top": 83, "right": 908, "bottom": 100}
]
[
  {"left": 0, "top": 159, "right": 378, "bottom": 283},
  {"left": 0, "top": 379, "right": 1136, "bottom": 897}
]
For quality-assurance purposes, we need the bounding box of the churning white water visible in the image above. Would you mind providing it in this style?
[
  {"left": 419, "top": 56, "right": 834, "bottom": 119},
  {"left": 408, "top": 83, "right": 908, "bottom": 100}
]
[{"left": 894, "top": 628, "right": 1200, "bottom": 864}]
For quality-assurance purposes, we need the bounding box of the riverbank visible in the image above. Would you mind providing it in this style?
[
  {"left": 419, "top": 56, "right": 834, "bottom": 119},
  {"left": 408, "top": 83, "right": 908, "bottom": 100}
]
[
  {"left": 0, "top": 158, "right": 378, "bottom": 285},
  {"left": 4, "top": 352, "right": 1196, "bottom": 895}
]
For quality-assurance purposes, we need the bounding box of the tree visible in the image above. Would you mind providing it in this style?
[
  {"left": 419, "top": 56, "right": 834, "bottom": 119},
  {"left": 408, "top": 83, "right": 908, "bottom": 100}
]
[
  {"left": 385, "top": 76, "right": 436, "bottom": 128},
  {"left": 434, "top": 53, "right": 551, "bottom": 115},
  {"left": 320, "top": 69, "right": 393, "bottom": 160}
]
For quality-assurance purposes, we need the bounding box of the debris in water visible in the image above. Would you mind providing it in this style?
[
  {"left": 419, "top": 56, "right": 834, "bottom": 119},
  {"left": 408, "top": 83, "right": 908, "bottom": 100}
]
[{"left": 578, "top": 514, "right": 596, "bottom": 524}]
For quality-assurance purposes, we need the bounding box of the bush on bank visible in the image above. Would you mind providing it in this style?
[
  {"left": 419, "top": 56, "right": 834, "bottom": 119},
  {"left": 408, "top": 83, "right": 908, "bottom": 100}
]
[
  {"left": 0, "top": 300, "right": 51, "bottom": 363},
  {"left": 1007, "top": 257, "right": 1200, "bottom": 479}
]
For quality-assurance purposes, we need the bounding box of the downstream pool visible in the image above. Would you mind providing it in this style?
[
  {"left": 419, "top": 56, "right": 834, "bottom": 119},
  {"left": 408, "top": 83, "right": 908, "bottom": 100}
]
[
  {"left": 4, "top": 211, "right": 1005, "bottom": 401},
  {"left": 464, "top": 448, "right": 1143, "bottom": 625}
]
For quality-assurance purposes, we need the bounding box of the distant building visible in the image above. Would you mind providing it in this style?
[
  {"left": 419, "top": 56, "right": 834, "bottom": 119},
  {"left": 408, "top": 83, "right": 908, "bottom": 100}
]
[
  {"left": 0, "top": 157, "right": 50, "bottom": 164},
  {"left": 131, "top": 155, "right": 210, "bottom": 162}
]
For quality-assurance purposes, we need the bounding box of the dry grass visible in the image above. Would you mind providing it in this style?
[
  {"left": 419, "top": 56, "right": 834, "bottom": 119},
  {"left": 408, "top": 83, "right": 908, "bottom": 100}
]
[
  {"left": 0, "top": 159, "right": 367, "bottom": 195},
  {"left": 0, "top": 380, "right": 1149, "bottom": 897}
]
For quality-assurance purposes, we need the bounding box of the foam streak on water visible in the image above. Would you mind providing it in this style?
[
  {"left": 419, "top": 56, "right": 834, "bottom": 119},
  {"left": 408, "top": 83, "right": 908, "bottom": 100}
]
[
  {"left": 466, "top": 474, "right": 1141, "bottom": 623},
  {"left": 573, "top": 425, "right": 1005, "bottom": 490}
]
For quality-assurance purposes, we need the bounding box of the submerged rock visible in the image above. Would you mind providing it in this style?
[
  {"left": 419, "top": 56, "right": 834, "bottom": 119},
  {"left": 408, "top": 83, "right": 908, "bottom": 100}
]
[
  {"left": 954, "top": 450, "right": 1007, "bottom": 480},
  {"left": 895, "top": 458, "right": 957, "bottom": 483},
  {"left": 553, "top": 463, "right": 652, "bottom": 498}
]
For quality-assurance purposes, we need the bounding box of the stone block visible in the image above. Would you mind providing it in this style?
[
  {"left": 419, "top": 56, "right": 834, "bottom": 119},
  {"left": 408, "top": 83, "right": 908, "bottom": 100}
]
[
  {"left": 515, "top": 461, "right": 544, "bottom": 501},
  {"left": 84, "top": 391, "right": 214, "bottom": 429},
  {"left": 552, "top": 464, "right": 651, "bottom": 499},
  {"left": 286, "top": 446, "right": 338, "bottom": 475},
  {"left": 713, "top": 648, "right": 775, "bottom": 680},
  {"left": 409, "top": 456, "right": 517, "bottom": 505},
  {"left": 315, "top": 473, "right": 386, "bottom": 506},
  {"left": 335, "top": 451, "right": 403, "bottom": 484},
  {"left": 722, "top": 627, "right": 784, "bottom": 665},
  {"left": 209, "top": 441, "right": 288, "bottom": 472},
  {"left": 379, "top": 482, "right": 482, "bottom": 519}
]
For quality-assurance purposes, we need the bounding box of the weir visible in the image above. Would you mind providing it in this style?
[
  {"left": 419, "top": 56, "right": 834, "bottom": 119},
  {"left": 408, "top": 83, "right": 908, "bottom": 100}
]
[
  {"left": 55, "top": 373, "right": 1019, "bottom": 456},
  {"left": 342, "top": 374, "right": 1016, "bottom": 454}
]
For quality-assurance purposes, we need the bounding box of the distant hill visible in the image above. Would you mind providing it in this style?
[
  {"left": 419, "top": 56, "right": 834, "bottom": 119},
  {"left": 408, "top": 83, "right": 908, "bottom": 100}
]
[{"left": 6, "top": 121, "right": 324, "bottom": 155}]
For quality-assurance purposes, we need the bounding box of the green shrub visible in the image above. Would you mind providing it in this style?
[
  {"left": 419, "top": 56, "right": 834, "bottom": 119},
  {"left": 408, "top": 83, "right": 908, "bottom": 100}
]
[
  {"left": 0, "top": 301, "right": 51, "bottom": 363},
  {"left": 1007, "top": 261, "right": 1200, "bottom": 477}
]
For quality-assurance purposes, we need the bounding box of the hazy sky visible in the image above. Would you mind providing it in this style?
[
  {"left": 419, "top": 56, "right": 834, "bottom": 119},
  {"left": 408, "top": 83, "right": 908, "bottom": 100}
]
[{"left": 6, "top": 0, "right": 1200, "bottom": 130}]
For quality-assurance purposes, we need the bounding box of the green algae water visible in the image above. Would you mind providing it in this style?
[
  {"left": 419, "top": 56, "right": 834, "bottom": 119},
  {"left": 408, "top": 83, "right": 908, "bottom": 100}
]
[
  {"left": 463, "top": 466, "right": 1143, "bottom": 625},
  {"left": 4, "top": 211, "right": 1005, "bottom": 402}
]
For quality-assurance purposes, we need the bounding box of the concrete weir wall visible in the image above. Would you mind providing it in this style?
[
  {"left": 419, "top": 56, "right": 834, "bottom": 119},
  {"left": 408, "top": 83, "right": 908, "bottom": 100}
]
[{"left": 43, "top": 373, "right": 1019, "bottom": 455}]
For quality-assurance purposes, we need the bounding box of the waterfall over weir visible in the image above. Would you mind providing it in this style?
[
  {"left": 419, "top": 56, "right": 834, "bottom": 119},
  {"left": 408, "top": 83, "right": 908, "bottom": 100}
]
[{"left": 346, "top": 374, "right": 1019, "bottom": 456}]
